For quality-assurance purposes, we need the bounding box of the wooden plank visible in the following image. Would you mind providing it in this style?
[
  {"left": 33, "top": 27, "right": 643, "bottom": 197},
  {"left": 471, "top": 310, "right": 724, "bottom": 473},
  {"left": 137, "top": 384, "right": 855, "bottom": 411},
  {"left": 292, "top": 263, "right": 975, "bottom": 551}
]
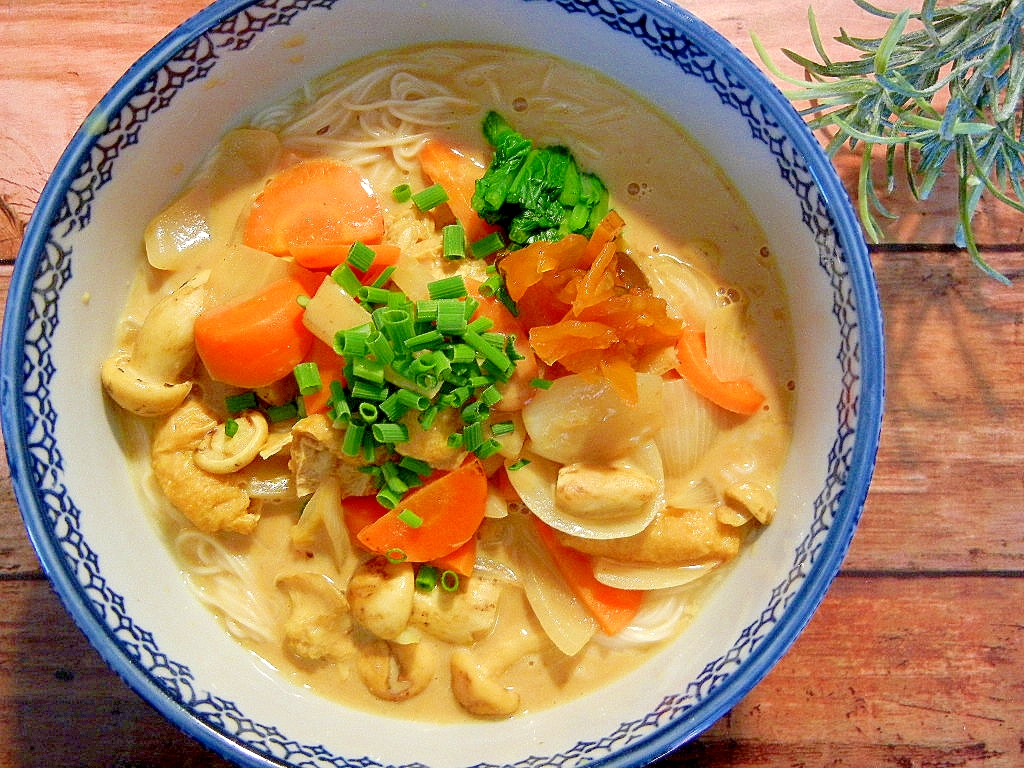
[{"left": 1, "top": 574, "right": 1020, "bottom": 766}]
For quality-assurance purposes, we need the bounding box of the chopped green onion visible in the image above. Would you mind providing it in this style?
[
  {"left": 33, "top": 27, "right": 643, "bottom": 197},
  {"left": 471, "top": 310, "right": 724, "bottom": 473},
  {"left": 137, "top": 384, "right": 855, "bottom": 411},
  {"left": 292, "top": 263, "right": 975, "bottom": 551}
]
[
  {"left": 474, "top": 438, "right": 503, "bottom": 460},
  {"left": 372, "top": 421, "right": 409, "bottom": 444},
  {"left": 266, "top": 401, "right": 299, "bottom": 422},
  {"left": 442, "top": 223, "right": 467, "bottom": 260},
  {"left": 440, "top": 570, "right": 460, "bottom": 592},
  {"left": 398, "top": 455, "right": 432, "bottom": 477},
  {"left": 412, "top": 183, "right": 449, "bottom": 211},
  {"left": 405, "top": 329, "right": 444, "bottom": 351},
  {"left": 385, "top": 547, "right": 408, "bottom": 563},
  {"left": 330, "top": 263, "right": 363, "bottom": 296},
  {"left": 346, "top": 241, "right": 376, "bottom": 272},
  {"left": 342, "top": 424, "right": 366, "bottom": 457},
  {"left": 392, "top": 183, "right": 413, "bottom": 203},
  {"left": 351, "top": 356, "right": 386, "bottom": 385},
  {"left": 224, "top": 418, "right": 239, "bottom": 438},
  {"left": 507, "top": 458, "right": 531, "bottom": 471},
  {"left": 461, "top": 421, "right": 485, "bottom": 453},
  {"left": 470, "top": 231, "right": 505, "bottom": 259},
  {"left": 531, "top": 377, "right": 553, "bottom": 390},
  {"left": 447, "top": 432, "right": 464, "bottom": 449},
  {"left": 466, "top": 316, "right": 494, "bottom": 334},
  {"left": 428, "top": 275, "right": 468, "bottom": 300},
  {"left": 293, "top": 361, "right": 322, "bottom": 396},
  {"left": 480, "top": 384, "right": 502, "bottom": 407},
  {"left": 225, "top": 391, "right": 258, "bottom": 414},
  {"left": 490, "top": 420, "right": 515, "bottom": 437},
  {"left": 357, "top": 401, "right": 380, "bottom": 423},
  {"left": 436, "top": 299, "right": 468, "bottom": 334},
  {"left": 397, "top": 508, "right": 423, "bottom": 528},
  {"left": 371, "top": 265, "right": 397, "bottom": 289},
  {"left": 296, "top": 294, "right": 311, "bottom": 308},
  {"left": 376, "top": 485, "right": 403, "bottom": 509},
  {"left": 415, "top": 565, "right": 438, "bottom": 591},
  {"left": 463, "top": 329, "right": 513, "bottom": 376}
]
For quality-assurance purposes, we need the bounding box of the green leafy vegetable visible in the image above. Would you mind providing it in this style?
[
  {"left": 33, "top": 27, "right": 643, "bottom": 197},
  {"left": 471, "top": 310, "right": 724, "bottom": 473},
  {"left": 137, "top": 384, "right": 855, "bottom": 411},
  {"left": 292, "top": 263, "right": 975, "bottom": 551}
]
[
  {"left": 472, "top": 111, "right": 611, "bottom": 245},
  {"left": 754, "top": 0, "right": 1023, "bottom": 283}
]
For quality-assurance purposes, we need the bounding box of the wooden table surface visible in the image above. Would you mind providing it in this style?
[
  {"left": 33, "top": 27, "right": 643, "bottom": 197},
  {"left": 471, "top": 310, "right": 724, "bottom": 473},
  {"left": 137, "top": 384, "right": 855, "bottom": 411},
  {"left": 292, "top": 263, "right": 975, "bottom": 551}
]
[{"left": 2, "top": 1, "right": 1022, "bottom": 766}]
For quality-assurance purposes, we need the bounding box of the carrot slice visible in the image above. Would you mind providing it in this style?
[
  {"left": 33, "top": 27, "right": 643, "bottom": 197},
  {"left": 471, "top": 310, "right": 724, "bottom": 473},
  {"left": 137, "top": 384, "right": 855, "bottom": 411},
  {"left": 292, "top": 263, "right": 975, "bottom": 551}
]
[
  {"left": 194, "top": 271, "right": 322, "bottom": 388},
  {"left": 357, "top": 458, "right": 488, "bottom": 563},
  {"left": 532, "top": 517, "right": 643, "bottom": 635},
  {"left": 288, "top": 242, "right": 401, "bottom": 274},
  {"left": 430, "top": 537, "right": 477, "bottom": 578},
  {"left": 419, "top": 140, "right": 501, "bottom": 243},
  {"left": 343, "top": 494, "right": 389, "bottom": 544},
  {"left": 300, "top": 337, "right": 347, "bottom": 416},
  {"left": 243, "top": 159, "right": 385, "bottom": 256},
  {"left": 674, "top": 327, "right": 766, "bottom": 415}
]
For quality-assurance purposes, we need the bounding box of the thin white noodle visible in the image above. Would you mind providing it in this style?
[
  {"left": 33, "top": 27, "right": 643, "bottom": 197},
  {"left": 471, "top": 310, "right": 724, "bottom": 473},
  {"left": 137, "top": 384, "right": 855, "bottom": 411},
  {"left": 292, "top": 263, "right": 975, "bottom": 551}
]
[
  {"left": 592, "top": 589, "right": 691, "bottom": 649},
  {"left": 174, "top": 528, "right": 281, "bottom": 646}
]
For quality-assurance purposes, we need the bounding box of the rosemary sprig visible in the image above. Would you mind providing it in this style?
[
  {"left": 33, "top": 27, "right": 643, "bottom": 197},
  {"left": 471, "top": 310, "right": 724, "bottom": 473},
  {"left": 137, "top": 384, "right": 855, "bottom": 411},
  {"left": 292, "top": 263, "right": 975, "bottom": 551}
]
[{"left": 754, "top": 0, "right": 1024, "bottom": 283}]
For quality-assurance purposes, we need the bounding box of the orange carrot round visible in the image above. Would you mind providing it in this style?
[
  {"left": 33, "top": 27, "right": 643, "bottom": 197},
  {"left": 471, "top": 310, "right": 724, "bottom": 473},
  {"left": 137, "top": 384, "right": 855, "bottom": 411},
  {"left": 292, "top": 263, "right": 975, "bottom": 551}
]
[
  {"left": 357, "top": 458, "right": 488, "bottom": 563},
  {"left": 243, "top": 159, "right": 385, "bottom": 256},
  {"left": 194, "top": 272, "right": 321, "bottom": 389}
]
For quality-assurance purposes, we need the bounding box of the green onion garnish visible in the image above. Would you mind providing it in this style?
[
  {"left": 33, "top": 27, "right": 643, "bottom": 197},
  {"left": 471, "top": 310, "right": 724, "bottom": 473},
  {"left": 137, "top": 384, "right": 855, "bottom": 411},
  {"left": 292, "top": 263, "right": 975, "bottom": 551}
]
[
  {"left": 507, "top": 458, "right": 531, "bottom": 471},
  {"left": 330, "top": 263, "right": 363, "bottom": 296},
  {"left": 293, "top": 361, "right": 322, "bottom": 396},
  {"left": 386, "top": 547, "right": 408, "bottom": 563},
  {"left": 397, "top": 508, "right": 423, "bottom": 528},
  {"left": 442, "top": 223, "right": 467, "bottom": 260},
  {"left": 415, "top": 565, "right": 438, "bottom": 591},
  {"left": 266, "top": 401, "right": 299, "bottom": 422},
  {"left": 531, "top": 377, "right": 553, "bottom": 390},
  {"left": 490, "top": 420, "right": 515, "bottom": 437},
  {"left": 225, "top": 391, "right": 258, "bottom": 414},
  {"left": 411, "top": 183, "right": 449, "bottom": 211},
  {"left": 440, "top": 570, "right": 460, "bottom": 592},
  {"left": 392, "top": 183, "right": 413, "bottom": 203},
  {"left": 372, "top": 421, "right": 409, "bottom": 444},
  {"left": 470, "top": 231, "right": 505, "bottom": 259},
  {"left": 224, "top": 418, "right": 239, "bottom": 438},
  {"left": 346, "top": 241, "right": 376, "bottom": 272},
  {"left": 428, "top": 275, "right": 468, "bottom": 300}
]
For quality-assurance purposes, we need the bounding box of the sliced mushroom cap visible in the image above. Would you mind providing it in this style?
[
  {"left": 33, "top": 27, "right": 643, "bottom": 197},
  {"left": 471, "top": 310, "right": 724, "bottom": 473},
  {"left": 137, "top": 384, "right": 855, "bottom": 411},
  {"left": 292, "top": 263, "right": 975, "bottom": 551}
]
[
  {"left": 101, "top": 271, "right": 208, "bottom": 417},
  {"left": 450, "top": 649, "right": 520, "bottom": 718},
  {"left": 194, "top": 410, "right": 269, "bottom": 474},
  {"left": 356, "top": 639, "right": 436, "bottom": 702}
]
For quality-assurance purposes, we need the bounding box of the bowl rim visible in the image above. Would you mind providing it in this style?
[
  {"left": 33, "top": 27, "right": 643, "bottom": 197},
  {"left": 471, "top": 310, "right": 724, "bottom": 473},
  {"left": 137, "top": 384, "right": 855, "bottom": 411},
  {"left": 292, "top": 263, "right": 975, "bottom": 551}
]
[{"left": 1, "top": 0, "right": 885, "bottom": 765}]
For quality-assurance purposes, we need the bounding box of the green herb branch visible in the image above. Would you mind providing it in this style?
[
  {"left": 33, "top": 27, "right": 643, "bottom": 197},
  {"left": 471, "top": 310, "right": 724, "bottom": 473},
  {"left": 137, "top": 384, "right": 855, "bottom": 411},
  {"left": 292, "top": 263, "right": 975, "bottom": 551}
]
[{"left": 754, "top": 0, "right": 1024, "bottom": 284}]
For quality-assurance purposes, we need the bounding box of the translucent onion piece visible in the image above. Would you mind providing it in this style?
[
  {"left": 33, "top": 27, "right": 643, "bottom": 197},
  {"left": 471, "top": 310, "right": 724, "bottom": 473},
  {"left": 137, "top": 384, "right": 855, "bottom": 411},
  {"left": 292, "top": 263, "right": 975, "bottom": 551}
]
[
  {"left": 521, "top": 373, "right": 664, "bottom": 465},
  {"left": 145, "top": 128, "right": 280, "bottom": 271},
  {"left": 593, "top": 559, "right": 719, "bottom": 590},
  {"left": 205, "top": 244, "right": 301, "bottom": 307},
  {"left": 507, "top": 442, "right": 665, "bottom": 540},
  {"left": 655, "top": 378, "right": 732, "bottom": 479},
  {"left": 704, "top": 300, "right": 754, "bottom": 383},
  {"left": 303, "top": 277, "right": 373, "bottom": 348},
  {"left": 293, "top": 477, "right": 357, "bottom": 577},
  {"left": 665, "top": 475, "right": 719, "bottom": 509},
  {"left": 632, "top": 246, "right": 721, "bottom": 328},
  {"left": 507, "top": 511, "right": 597, "bottom": 656}
]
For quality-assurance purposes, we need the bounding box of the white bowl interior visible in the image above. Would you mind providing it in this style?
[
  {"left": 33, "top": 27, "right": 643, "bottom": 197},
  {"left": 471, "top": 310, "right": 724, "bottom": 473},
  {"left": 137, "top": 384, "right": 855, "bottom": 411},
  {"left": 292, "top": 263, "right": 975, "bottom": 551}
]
[{"left": 5, "top": 1, "right": 881, "bottom": 766}]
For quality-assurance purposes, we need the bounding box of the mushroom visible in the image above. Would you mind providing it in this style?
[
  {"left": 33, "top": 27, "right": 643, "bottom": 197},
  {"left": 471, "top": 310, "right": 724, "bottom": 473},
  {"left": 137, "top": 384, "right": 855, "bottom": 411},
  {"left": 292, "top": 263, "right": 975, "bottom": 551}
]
[
  {"left": 151, "top": 397, "right": 260, "bottom": 534},
  {"left": 410, "top": 574, "right": 502, "bottom": 645},
  {"left": 356, "top": 639, "right": 436, "bottom": 702},
  {"left": 101, "top": 271, "right": 208, "bottom": 417},
  {"left": 723, "top": 481, "right": 776, "bottom": 525},
  {"left": 449, "top": 628, "right": 545, "bottom": 718},
  {"left": 194, "top": 410, "right": 269, "bottom": 474},
  {"left": 347, "top": 557, "right": 415, "bottom": 641}
]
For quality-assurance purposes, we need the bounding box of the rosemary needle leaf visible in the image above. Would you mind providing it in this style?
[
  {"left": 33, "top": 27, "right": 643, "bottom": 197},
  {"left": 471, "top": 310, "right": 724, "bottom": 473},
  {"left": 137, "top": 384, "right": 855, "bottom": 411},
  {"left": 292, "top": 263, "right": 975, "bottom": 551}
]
[{"left": 758, "top": 0, "right": 1023, "bottom": 283}]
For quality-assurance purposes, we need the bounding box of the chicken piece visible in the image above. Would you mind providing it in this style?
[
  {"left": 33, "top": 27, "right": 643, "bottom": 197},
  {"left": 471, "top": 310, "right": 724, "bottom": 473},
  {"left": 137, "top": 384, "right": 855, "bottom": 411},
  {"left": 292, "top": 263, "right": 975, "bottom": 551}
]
[
  {"left": 410, "top": 574, "right": 502, "bottom": 645},
  {"left": 558, "top": 506, "right": 742, "bottom": 566},
  {"left": 151, "top": 397, "right": 260, "bottom": 534},
  {"left": 276, "top": 571, "right": 353, "bottom": 663},
  {"left": 289, "top": 414, "right": 376, "bottom": 498}
]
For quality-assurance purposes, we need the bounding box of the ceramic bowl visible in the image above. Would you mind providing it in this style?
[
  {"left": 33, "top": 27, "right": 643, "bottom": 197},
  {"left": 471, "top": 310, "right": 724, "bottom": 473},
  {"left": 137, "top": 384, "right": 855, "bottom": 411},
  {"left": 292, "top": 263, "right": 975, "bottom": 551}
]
[{"left": 0, "top": 0, "right": 884, "bottom": 766}]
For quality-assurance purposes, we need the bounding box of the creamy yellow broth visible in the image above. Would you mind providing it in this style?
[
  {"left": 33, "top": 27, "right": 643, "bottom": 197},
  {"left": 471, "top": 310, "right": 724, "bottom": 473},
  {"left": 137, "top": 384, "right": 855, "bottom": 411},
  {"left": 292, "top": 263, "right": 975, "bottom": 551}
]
[{"left": 104, "top": 43, "right": 794, "bottom": 722}]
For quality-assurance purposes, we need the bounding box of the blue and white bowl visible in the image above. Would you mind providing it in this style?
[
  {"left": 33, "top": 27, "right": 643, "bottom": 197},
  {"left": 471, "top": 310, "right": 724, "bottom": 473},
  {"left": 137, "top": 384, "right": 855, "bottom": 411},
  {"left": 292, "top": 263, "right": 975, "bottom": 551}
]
[{"left": 0, "top": 1, "right": 884, "bottom": 766}]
